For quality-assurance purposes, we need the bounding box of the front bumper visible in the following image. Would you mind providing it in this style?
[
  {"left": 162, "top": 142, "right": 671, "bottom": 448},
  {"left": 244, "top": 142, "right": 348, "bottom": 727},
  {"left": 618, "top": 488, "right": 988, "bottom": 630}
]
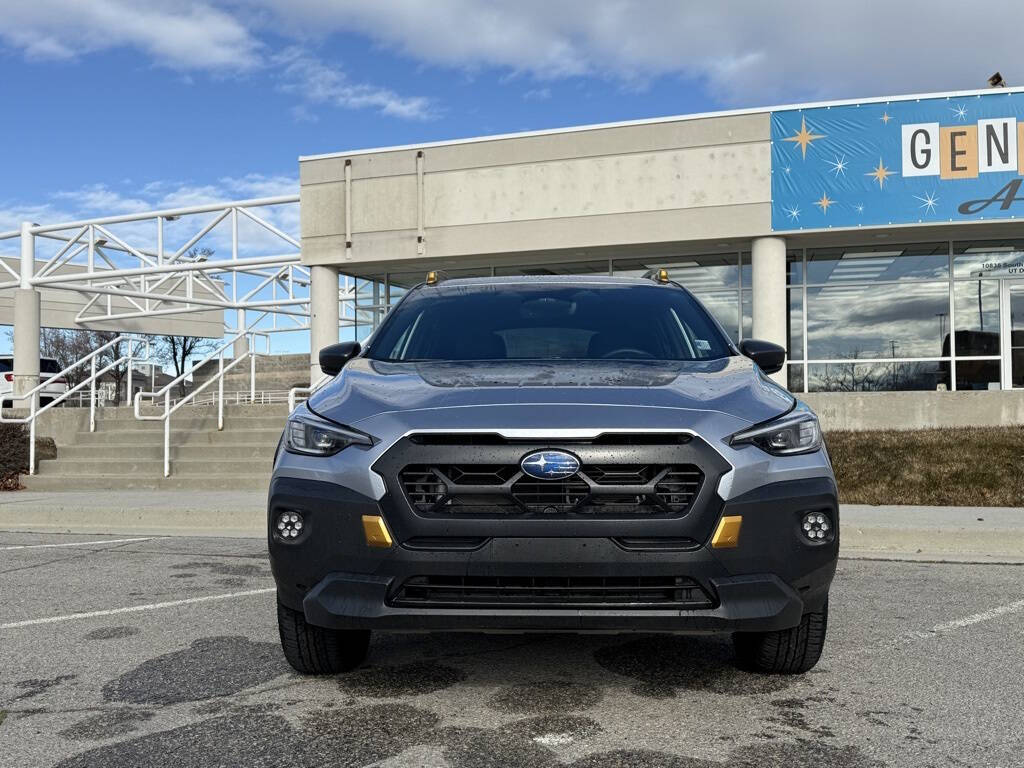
[{"left": 268, "top": 474, "right": 839, "bottom": 634}]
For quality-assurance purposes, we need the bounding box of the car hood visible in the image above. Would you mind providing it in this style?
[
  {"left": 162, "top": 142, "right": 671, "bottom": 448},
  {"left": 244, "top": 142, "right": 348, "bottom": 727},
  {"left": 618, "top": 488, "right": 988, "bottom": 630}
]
[{"left": 307, "top": 356, "right": 794, "bottom": 434}]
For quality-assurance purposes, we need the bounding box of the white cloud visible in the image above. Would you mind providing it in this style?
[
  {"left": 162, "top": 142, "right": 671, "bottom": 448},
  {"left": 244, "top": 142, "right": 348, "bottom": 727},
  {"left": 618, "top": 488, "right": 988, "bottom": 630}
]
[
  {"left": 0, "top": 2, "right": 433, "bottom": 121},
  {"left": 244, "top": 0, "right": 1024, "bottom": 105},
  {"left": 272, "top": 47, "right": 436, "bottom": 120},
  {"left": 1, "top": 0, "right": 261, "bottom": 71}
]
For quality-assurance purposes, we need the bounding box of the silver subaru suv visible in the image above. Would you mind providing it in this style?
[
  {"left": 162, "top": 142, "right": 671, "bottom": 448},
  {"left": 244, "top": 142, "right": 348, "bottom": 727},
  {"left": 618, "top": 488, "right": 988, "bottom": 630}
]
[{"left": 269, "top": 274, "right": 838, "bottom": 675}]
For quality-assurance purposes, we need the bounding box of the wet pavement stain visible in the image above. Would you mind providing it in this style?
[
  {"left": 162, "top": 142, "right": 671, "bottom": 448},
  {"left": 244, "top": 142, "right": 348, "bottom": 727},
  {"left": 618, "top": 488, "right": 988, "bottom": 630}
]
[
  {"left": 56, "top": 705, "right": 440, "bottom": 768},
  {"left": 54, "top": 713, "right": 305, "bottom": 768},
  {"left": 59, "top": 708, "right": 156, "bottom": 741},
  {"left": 300, "top": 703, "right": 440, "bottom": 764},
  {"left": 101, "top": 636, "right": 283, "bottom": 705},
  {"left": 12, "top": 674, "right": 76, "bottom": 701},
  {"left": 429, "top": 725, "right": 560, "bottom": 768},
  {"left": 763, "top": 698, "right": 836, "bottom": 738},
  {"left": 593, "top": 636, "right": 793, "bottom": 698},
  {"left": 337, "top": 661, "right": 468, "bottom": 698},
  {"left": 728, "top": 740, "right": 886, "bottom": 767},
  {"left": 489, "top": 680, "right": 603, "bottom": 713},
  {"left": 571, "top": 750, "right": 717, "bottom": 768},
  {"left": 83, "top": 626, "right": 140, "bottom": 641}
]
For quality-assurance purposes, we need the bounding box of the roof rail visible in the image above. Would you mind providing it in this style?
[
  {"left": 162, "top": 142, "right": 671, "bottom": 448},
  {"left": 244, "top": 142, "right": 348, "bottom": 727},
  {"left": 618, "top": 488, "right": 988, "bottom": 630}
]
[
  {"left": 424, "top": 269, "right": 450, "bottom": 285},
  {"left": 641, "top": 268, "right": 672, "bottom": 284}
]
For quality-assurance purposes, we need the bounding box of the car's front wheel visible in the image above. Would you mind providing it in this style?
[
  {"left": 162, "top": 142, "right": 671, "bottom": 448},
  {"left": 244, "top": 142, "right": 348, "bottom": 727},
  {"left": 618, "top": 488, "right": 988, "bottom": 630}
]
[
  {"left": 733, "top": 600, "right": 828, "bottom": 674},
  {"left": 277, "top": 599, "right": 370, "bottom": 674}
]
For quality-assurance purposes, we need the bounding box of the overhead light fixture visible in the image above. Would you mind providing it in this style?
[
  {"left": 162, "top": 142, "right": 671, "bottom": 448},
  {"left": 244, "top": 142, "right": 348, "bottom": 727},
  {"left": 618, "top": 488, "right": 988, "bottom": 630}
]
[{"left": 94, "top": 238, "right": 107, "bottom": 247}]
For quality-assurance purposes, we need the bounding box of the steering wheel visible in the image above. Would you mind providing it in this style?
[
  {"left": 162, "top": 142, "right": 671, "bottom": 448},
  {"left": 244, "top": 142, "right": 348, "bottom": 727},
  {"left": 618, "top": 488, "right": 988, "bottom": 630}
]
[{"left": 600, "top": 348, "right": 656, "bottom": 360}]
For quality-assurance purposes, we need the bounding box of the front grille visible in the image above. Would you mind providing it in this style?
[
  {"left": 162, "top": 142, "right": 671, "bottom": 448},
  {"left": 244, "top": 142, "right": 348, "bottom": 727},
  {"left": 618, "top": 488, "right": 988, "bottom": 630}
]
[
  {"left": 391, "top": 575, "right": 713, "bottom": 609},
  {"left": 399, "top": 463, "right": 704, "bottom": 518}
]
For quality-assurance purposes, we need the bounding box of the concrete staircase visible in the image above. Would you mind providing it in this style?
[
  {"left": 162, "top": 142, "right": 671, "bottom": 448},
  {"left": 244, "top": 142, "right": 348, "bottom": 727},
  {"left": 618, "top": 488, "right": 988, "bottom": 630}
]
[{"left": 22, "top": 404, "right": 288, "bottom": 490}]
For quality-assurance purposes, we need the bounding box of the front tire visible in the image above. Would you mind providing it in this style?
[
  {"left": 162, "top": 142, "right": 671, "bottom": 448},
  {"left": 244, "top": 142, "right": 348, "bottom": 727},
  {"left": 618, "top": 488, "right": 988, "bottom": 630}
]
[
  {"left": 733, "top": 600, "right": 828, "bottom": 674},
  {"left": 277, "top": 599, "right": 370, "bottom": 674}
]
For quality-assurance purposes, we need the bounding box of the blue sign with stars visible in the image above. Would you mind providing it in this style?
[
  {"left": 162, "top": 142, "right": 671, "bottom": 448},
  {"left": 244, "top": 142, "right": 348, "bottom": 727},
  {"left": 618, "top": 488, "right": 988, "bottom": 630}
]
[{"left": 771, "top": 90, "right": 1024, "bottom": 231}]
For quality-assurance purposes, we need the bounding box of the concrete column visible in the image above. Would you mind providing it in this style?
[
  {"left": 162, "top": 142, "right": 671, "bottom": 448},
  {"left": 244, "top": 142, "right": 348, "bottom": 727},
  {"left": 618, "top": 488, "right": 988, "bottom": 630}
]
[
  {"left": 233, "top": 308, "right": 248, "bottom": 359},
  {"left": 13, "top": 221, "right": 40, "bottom": 408},
  {"left": 309, "top": 264, "right": 340, "bottom": 384},
  {"left": 750, "top": 236, "right": 787, "bottom": 386}
]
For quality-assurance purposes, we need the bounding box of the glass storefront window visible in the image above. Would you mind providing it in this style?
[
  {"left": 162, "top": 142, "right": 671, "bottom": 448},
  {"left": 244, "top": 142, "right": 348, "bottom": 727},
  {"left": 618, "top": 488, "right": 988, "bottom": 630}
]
[
  {"left": 806, "top": 243, "right": 948, "bottom": 285},
  {"left": 806, "top": 281, "right": 948, "bottom": 360},
  {"left": 952, "top": 280, "right": 999, "bottom": 356},
  {"left": 614, "top": 254, "right": 739, "bottom": 293},
  {"left": 954, "top": 359, "right": 1001, "bottom": 391},
  {"left": 807, "top": 361, "right": 946, "bottom": 392},
  {"left": 788, "top": 288, "right": 803, "bottom": 360},
  {"left": 786, "top": 364, "right": 804, "bottom": 393},
  {"left": 741, "top": 289, "right": 751, "bottom": 342},
  {"left": 953, "top": 240, "right": 1024, "bottom": 279}
]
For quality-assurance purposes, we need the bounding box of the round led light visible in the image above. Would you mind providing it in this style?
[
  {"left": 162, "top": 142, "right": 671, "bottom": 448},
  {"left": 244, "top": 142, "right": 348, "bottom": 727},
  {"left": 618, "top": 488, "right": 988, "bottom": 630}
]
[
  {"left": 294, "top": 520, "right": 303, "bottom": 530},
  {"left": 803, "top": 521, "right": 812, "bottom": 531}
]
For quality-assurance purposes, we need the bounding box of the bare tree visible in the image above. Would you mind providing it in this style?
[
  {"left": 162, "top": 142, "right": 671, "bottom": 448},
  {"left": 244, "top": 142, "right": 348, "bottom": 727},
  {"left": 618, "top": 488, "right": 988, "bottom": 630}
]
[{"left": 154, "top": 335, "right": 215, "bottom": 398}]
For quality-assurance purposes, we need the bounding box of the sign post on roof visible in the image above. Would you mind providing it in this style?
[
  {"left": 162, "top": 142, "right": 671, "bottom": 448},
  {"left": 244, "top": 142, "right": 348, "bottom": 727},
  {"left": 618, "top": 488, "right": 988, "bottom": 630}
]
[{"left": 770, "top": 90, "right": 1024, "bottom": 231}]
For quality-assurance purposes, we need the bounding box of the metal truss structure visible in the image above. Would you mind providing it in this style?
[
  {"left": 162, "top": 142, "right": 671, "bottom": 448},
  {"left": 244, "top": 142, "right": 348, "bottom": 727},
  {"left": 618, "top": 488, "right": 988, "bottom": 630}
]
[{"left": 0, "top": 195, "right": 367, "bottom": 336}]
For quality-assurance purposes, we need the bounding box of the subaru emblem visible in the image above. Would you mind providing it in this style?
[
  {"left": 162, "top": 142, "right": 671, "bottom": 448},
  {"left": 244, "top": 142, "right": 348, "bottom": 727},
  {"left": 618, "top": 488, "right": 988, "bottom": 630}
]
[{"left": 520, "top": 450, "right": 580, "bottom": 480}]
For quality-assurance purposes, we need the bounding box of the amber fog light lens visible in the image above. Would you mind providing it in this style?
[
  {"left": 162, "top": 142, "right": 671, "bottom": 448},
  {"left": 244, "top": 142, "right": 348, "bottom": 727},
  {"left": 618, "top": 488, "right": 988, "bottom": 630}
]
[{"left": 275, "top": 511, "right": 305, "bottom": 541}]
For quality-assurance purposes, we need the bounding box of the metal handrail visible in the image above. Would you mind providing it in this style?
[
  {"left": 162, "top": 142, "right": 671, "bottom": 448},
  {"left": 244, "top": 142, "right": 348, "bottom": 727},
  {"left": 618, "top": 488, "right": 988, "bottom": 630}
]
[
  {"left": 0, "top": 336, "right": 151, "bottom": 475},
  {"left": 133, "top": 325, "right": 270, "bottom": 476},
  {"left": 167, "top": 389, "right": 298, "bottom": 408},
  {"left": 287, "top": 375, "right": 330, "bottom": 412}
]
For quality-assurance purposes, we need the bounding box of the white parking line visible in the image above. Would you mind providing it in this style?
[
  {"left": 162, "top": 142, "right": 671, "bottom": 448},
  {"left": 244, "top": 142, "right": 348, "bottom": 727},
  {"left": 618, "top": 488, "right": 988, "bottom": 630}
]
[
  {"left": 929, "top": 598, "right": 1024, "bottom": 634},
  {"left": 0, "top": 537, "right": 154, "bottom": 551},
  {"left": 0, "top": 588, "right": 276, "bottom": 630}
]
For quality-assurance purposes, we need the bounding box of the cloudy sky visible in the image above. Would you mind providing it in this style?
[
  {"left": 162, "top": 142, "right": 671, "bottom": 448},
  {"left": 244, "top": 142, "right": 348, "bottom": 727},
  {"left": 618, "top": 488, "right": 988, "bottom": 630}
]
[{"left": 2, "top": 0, "right": 1022, "bottom": 229}]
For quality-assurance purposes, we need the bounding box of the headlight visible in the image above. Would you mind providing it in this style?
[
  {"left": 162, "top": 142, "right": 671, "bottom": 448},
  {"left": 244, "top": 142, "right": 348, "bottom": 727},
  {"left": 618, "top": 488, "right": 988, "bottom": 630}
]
[
  {"left": 729, "top": 406, "right": 822, "bottom": 456},
  {"left": 284, "top": 413, "right": 374, "bottom": 456}
]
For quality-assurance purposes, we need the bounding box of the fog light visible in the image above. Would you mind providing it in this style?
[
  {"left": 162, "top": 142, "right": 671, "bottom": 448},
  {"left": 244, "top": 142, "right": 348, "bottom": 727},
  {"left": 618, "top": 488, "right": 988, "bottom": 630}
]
[
  {"left": 801, "top": 511, "right": 832, "bottom": 542},
  {"left": 275, "top": 511, "right": 305, "bottom": 541}
]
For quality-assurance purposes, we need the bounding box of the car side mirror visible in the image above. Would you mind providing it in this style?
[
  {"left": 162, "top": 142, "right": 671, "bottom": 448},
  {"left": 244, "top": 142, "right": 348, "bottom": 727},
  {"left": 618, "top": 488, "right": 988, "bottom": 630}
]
[
  {"left": 319, "top": 341, "right": 361, "bottom": 377},
  {"left": 739, "top": 339, "right": 786, "bottom": 375}
]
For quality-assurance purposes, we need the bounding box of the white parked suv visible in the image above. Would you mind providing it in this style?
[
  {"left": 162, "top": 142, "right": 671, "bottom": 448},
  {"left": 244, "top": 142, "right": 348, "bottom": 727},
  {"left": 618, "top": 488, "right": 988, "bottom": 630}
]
[{"left": 0, "top": 357, "right": 69, "bottom": 409}]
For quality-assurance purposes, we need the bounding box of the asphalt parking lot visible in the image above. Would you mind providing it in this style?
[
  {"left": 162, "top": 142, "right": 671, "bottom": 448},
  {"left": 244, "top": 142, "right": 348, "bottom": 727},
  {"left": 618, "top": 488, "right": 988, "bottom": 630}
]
[{"left": 1, "top": 532, "right": 1022, "bottom": 768}]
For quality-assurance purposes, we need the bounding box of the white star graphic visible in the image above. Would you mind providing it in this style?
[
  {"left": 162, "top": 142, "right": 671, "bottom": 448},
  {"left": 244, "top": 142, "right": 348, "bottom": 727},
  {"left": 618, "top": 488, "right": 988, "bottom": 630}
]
[
  {"left": 915, "top": 191, "right": 939, "bottom": 215},
  {"left": 950, "top": 104, "right": 968, "bottom": 121},
  {"left": 784, "top": 166, "right": 792, "bottom": 174},
  {"left": 784, "top": 204, "right": 801, "bottom": 221},
  {"left": 854, "top": 203, "right": 865, "bottom": 214},
  {"left": 826, "top": 154, "right": 848, "bottom": 177}
]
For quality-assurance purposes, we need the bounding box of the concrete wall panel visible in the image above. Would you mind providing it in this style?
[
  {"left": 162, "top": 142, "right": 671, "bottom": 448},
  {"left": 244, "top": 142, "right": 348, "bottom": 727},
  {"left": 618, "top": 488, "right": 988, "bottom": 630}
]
[
  {"left": 424, "top": 143, "right": 767, "bottom": 228},
  {"left": 805, "top": 391, "right": 1024, "bottom": 431}
]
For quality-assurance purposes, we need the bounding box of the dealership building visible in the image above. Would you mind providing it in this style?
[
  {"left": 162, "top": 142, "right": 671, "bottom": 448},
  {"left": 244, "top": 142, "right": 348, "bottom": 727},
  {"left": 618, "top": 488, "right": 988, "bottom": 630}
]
[{"left": 299, "top": 86, "right": 1024, "bottom": 401}]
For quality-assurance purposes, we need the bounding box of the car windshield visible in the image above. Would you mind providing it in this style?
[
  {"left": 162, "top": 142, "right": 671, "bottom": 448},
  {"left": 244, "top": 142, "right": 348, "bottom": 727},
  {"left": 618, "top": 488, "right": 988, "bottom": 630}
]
[{"left": 366, "top": 282, "right": 733, "bottom": 362}]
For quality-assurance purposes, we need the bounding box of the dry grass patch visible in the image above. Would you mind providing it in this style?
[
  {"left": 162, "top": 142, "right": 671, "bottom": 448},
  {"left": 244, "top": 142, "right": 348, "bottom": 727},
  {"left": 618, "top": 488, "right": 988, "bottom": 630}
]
[{"left": 826, "top": 427, "right": 1024, "bottom": 507}]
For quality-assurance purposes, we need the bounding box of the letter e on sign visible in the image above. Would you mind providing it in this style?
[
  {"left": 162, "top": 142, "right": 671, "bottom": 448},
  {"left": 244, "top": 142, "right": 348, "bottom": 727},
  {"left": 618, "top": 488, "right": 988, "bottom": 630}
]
[
  {"left": 978, "top": 118, "right": 1017, "bottom": 173},
  {"left": 940, "top": 125, "right": 978, "bottom": 179},
  {"left": 902, "top": 123, "right": 939, "bottom": 176}
]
